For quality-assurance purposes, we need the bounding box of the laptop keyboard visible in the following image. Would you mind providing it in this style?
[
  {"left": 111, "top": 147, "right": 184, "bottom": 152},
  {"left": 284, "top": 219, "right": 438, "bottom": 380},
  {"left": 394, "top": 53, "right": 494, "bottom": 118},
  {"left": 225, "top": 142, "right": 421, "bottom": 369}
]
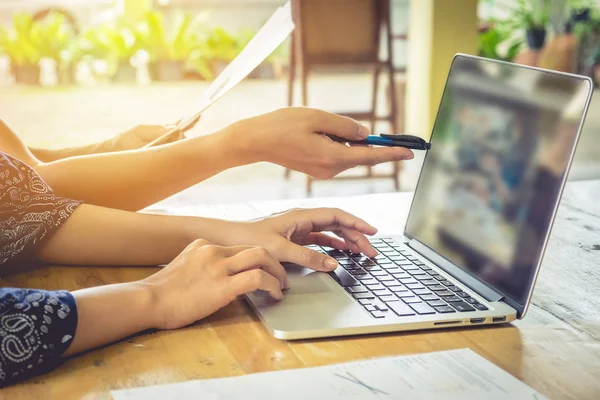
[{"left": 308, "top": 238, "right": 489, "bottom": 319}]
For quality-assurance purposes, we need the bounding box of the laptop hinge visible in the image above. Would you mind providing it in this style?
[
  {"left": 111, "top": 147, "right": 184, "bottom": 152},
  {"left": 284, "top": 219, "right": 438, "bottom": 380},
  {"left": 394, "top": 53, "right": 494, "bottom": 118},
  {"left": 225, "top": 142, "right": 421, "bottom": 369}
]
[{"left": 406, "top": 239, "right": 505, "bottom": 303}]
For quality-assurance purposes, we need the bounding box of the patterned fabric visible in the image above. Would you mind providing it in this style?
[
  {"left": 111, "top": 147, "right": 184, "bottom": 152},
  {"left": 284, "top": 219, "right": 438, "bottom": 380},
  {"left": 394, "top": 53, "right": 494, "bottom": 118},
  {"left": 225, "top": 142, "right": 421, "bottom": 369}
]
[
  {"left": 0, "top": 152, "right": 81, "bottom": 385},
  {"left": 0, "top": 288, "right": 77, "bottom": 387},
  {"left": 0, "top": 152, "right": 82, "bottom": 266}
]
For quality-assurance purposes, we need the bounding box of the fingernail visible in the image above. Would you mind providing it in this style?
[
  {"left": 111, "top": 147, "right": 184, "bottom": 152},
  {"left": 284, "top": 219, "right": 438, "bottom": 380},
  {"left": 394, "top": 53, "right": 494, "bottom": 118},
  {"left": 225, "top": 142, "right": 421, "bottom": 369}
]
[
  {"left": 325, "top": 258, "right": 338, "bottom": 269},
  {"left": 284, "top": 278, "right": 291, "bottom": 289},
  {"left": 405, "top": 151, "right": 415, "bottom": 160},
  {"left": 357, "top": 124, "right": 369, "bottom": 138}
]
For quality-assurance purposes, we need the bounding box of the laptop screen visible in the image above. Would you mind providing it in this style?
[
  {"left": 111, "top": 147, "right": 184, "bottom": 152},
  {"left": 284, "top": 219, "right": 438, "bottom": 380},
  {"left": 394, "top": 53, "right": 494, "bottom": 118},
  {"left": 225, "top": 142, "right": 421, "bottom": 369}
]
[{"left": 404, "top": 55, "right": 591, "bottom": 306}]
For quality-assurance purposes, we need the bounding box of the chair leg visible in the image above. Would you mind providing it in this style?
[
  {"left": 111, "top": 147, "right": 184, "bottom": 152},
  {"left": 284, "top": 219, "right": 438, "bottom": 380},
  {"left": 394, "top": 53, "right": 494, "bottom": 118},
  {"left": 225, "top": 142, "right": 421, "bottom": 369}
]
[
  {"left": 288, "top": 35, "right": 296, "bottom": 107},
  {"left": 284, "top": 37, "right": 296, "bottom": 180},
  {"left": 301, "top": 67, "right": 308, "bottom": 106},
  {"left": 306, "top": 176, "right": 313, "bottom": 196},
  {"left": 393, "top": 161, "right": 401, "bottom": 191},
  {"left": 367, "top": 64, "right": 381, "bottom": 178},
  {"left": 371, "top": 64, "right": 380, "bottom": 132}
]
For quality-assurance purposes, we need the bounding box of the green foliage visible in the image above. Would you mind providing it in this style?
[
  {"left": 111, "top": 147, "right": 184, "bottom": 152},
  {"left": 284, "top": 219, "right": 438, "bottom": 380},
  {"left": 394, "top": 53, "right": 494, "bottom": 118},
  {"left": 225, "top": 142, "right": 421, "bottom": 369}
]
[
  {"left": 78, "top": 22, "right": 140, "bottom": 63},
  {"left": 573, "top": 7, "right": 600, "bottom": 36},
  {"left": 568, "top": 0, "right": 597, "bottom": 11},
  {"left": 493, "top": 0, "right": 550, "bottom": 31},
  {"left": 479, "top": 27, "right": 523, "bottom": 61},
  {"left": 0, "top": 13, "right": 45, "bottom": 66},
  {"left": 137, "top": 10, "right": 214, "bottom": 79},
  {"left": 0, "top": 12, "right": 78, "bottom": 67},
  {"left": 37, "top": 12, "right": 76, "bottom": 62},
  {"left": 573, "top": 7, "right": 600, "bottom": 66},
  {"left": 0, "top": 9, "right": 285, "bottom": 81},
  {"left": 204, "top": 27, "right": 244, "bottom": 61},
  {"left": 138, "top": 10, "right": 207, "bottom": 61}
]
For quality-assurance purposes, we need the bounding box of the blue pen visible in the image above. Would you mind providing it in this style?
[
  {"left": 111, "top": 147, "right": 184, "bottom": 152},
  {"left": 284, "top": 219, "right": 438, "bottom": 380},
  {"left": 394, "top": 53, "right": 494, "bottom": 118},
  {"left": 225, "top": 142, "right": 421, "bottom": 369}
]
[{"left": 326, "top": 133, "right": 431, "bottom": 150}]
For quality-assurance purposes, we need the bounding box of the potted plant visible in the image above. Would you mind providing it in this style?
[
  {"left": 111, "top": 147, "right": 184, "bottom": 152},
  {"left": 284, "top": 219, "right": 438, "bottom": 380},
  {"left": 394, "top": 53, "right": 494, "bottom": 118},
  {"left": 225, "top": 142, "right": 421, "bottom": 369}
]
[
  {"left": 36, "top": 12, "right": 78, "bottom": 85},
  {"left": 569, "top": 0, "right": 596, "bottom": 22},
  {"left": 520, "top": 0, "right": 550, "bottom": 50},
  {"left": 79, "top": 23, "right": 140, "bottom": 83},
  {"left": 138, "top": 10, "right": 211, "bottom": 81},
  {"left": 0, "top": 13, "right": 44, "bottom": 84},
  {"left": 495, "top": 0, "right": 550, "bottom": 50}
]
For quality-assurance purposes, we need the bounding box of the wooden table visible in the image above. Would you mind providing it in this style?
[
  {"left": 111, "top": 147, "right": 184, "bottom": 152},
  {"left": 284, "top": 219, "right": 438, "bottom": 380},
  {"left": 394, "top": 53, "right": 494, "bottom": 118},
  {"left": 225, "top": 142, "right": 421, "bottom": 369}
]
[{"left": 2, "top": 181, "right": 600, "bottom": 400}]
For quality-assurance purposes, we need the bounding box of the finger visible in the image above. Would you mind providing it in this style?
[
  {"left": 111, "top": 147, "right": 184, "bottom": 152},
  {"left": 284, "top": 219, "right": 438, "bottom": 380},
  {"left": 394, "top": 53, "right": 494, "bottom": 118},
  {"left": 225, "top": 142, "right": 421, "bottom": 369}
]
[
  {"left": 296, "top": 208, "right": 378, "bottom": 236},
  {"left": 228, "top": 269, "right": 284, "bottom": 300},
  {"left": 340, "top": 146, "right": 415, "bottom": 168},
  {"left": 280, "top": 242, "right": 340, "bottom": 272},
  {"left": 309, "top": 232, "right": 361, "bottom": 254},
  {"left": 185, "top": 238, "right": 212, "bottom": 251},
  {"left": 227, "top": 247, "right": 289, "bottom": 289},
  {"left": 305, "top": 232, "right": 349, "bottom": 250},
  {"left": 307, "top": 109, "right": 370, "bottom": 140},
  {"left": 331, "top": 227, "right": 378, "bottom": 258}
]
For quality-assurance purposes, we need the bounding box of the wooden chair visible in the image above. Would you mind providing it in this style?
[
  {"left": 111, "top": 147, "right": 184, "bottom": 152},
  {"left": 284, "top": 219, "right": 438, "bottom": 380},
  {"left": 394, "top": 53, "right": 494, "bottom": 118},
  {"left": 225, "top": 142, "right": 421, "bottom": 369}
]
[{"left": 285, "top": 0, "right": 400, "bottom": 195}]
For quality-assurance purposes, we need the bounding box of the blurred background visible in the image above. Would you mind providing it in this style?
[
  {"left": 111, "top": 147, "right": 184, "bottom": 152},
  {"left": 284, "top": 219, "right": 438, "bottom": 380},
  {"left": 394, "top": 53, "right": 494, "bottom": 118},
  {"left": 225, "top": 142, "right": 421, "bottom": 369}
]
[{"left": 0, "top": 0, "right": 598, "bottom": 207}]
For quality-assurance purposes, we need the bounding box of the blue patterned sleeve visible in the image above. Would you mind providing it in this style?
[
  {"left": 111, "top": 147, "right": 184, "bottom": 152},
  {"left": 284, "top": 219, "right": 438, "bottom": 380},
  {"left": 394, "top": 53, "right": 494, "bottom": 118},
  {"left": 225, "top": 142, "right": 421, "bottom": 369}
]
[{"left": 0, "top": 288, "right": 77, "bottom": 387}]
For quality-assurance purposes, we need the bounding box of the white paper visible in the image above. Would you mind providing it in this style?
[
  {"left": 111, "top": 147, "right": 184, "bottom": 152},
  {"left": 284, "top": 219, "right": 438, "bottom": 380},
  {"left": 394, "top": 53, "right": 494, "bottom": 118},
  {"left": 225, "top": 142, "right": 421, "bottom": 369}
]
[
  {"left": 166, "top": 203, "right": 263, "bottom": 221},
  {"left": 250, "top": 192, "right": 413, "bottom": 235},
  {"left": 176, "top": 1, "right": 294, "bottom": 131},
  {"left": 111, "top": 348, "right": 546, "bottom": 400}
]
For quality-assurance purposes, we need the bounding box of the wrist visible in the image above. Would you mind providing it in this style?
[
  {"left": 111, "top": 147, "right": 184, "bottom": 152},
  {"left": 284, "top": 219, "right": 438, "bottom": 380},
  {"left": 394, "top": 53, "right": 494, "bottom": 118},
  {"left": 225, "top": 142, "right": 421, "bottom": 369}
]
[
  {"left": 221, "top": 119, "right": 265, "bottom": 164},
  {"left": 184, "top": 125, "right": 255, "bottom": 170},
  {"left": 132, "top": 280, "right": 166, "bottom": 330},
  {"left": 179, "top": 216, "right": 239, "bottom": 247}
]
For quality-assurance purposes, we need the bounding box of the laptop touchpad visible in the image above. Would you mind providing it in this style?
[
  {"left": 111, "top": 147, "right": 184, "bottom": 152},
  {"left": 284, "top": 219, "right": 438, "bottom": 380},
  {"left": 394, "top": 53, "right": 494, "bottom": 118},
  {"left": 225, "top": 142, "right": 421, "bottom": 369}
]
[{"left": 284, "top": 263, "right": 337, "bottom": 295}]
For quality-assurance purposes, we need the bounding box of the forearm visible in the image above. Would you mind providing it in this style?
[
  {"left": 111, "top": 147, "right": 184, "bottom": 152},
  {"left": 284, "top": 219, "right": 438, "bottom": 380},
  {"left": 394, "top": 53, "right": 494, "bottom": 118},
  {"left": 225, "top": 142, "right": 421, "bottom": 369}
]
[
  {"left": 37, "top": 204, "right": 230, "bottom": 266},
  {"left": 65, "top": 281, "right": 157, "bottom": 356},
  {"left": 34, "top": 128, "right": 252, "bottom": 211}
]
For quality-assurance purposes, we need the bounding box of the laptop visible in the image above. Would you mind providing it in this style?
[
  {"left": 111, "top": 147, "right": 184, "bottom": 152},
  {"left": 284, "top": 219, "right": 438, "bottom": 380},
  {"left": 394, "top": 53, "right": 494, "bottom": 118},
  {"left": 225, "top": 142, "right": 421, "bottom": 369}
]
[{"left": 246, "top": 54, "right": 594, "bottom": 340}]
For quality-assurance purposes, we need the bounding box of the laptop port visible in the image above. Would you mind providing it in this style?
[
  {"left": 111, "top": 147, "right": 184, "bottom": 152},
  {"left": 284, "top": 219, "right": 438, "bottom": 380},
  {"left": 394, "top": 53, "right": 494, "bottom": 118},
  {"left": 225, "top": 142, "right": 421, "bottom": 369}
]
[
  {"left": 434, "top": 320, "right": 461, "bottom": 326},
  {"left": 470, "top": 318, "right": 485, "bottom": 324},
  {"left": 492, "top": 316, "right": 507, "bottom": 323}
]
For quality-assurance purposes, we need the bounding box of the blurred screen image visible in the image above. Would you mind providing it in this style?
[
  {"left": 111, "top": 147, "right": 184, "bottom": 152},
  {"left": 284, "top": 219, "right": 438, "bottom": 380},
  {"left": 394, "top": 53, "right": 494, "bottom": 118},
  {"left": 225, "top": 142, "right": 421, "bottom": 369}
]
[{"left": 405, "top": 55, "right": 592, "bottom": 305}]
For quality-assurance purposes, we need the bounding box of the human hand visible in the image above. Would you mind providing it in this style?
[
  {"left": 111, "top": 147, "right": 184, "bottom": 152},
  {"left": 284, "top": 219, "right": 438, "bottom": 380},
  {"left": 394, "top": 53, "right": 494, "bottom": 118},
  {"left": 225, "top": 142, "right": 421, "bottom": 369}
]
[
  {"left": 209, "top": 208, "right": 379, "bottom": 271},
  {"left": 142, "top": 239, "right": 288, "bottom": 330},
  {"left": 228, "top": 107, "right": 414, "bottom": 179},
  {"left": 108, "top": 125, "right": 178, "bottom": 151},
  {"left": 109, "top": 115, "right": 202, "bottom": 151}
]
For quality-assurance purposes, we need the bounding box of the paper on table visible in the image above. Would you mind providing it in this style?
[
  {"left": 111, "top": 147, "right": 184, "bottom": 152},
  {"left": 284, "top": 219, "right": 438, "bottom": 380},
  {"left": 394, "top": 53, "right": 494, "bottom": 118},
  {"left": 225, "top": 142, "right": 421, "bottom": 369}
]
[
  {"left": 111, "top": 348, "right": 546, "bottom": 400},
  {"left": 145, "top": 193, "right": 414, "bottom": 233},
  {"left": 165, "top": 203, "right": 263, "bottom": 221}
]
